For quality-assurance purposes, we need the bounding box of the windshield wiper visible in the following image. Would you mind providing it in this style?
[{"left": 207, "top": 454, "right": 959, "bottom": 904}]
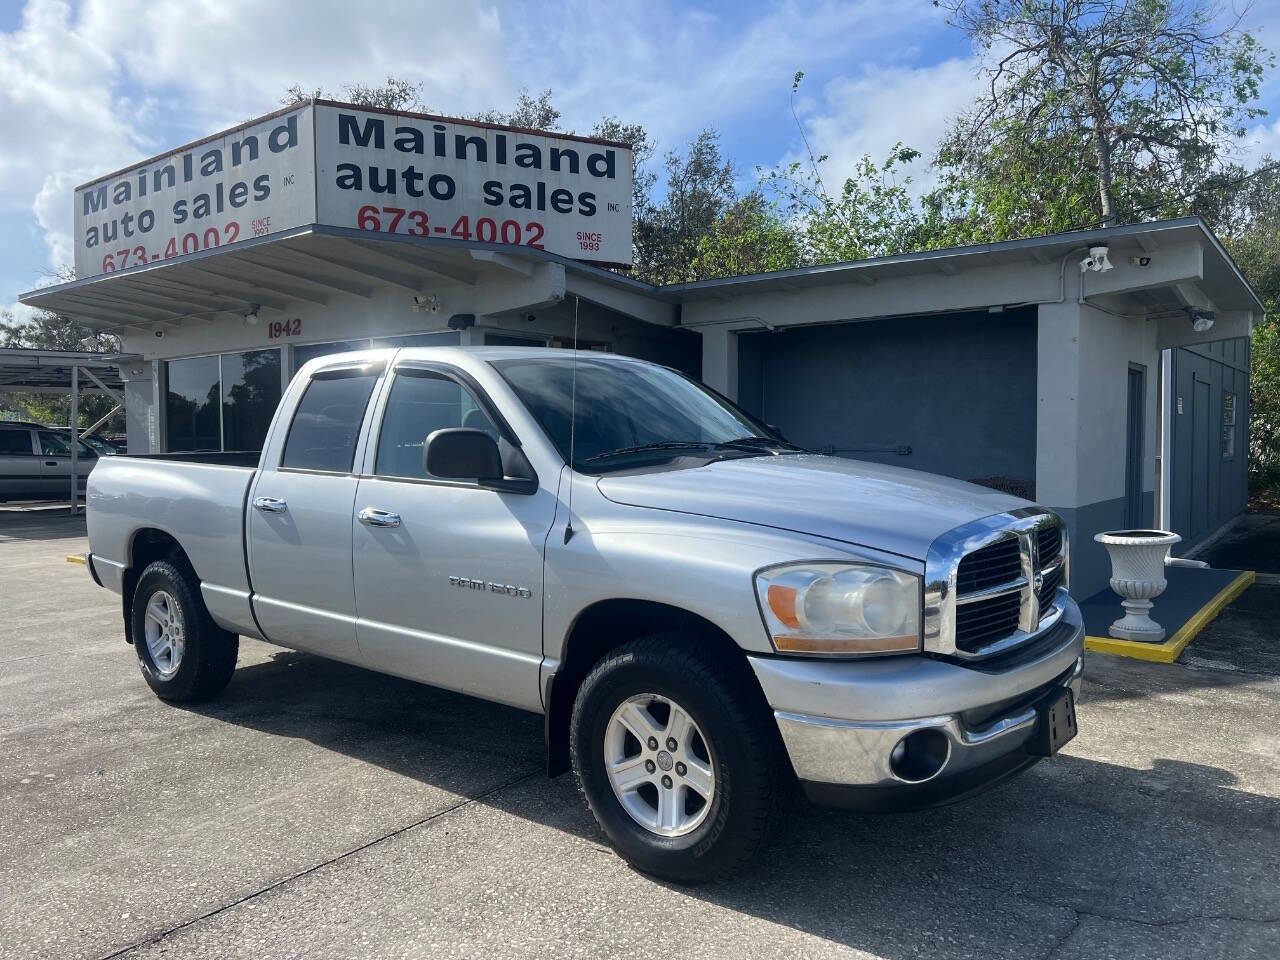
[
  {"left": 712, "top": 436, "right": 805, "bottom": 454},
  {"left": 583, "top": 437, "right": 803, "bottom": 464},
  {"left": 583, "top": 441, "right": 719, "bottom": 463}
]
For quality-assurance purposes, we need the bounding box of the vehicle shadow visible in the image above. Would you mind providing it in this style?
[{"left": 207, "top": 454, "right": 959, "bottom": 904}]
[
  {"left": 0, "top": 505, "right": 87, "bottom": 542},
  {"left": 179, "top": 646, "right": 1280, "bottom": 957}
]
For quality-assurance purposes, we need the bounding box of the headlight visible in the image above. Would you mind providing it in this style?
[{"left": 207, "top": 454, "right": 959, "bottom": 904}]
[{"left": 754, "top": 562, "right": 921, "bottom": 656}]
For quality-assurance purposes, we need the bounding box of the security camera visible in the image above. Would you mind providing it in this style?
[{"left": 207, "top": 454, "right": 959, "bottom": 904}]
[{"left": 1079, "top": 245, "right": 1113, "bottom": 273}]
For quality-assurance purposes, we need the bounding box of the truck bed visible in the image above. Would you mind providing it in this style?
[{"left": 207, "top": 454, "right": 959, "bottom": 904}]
[{"left": 86, "top": 453, "right": 261, "bottom": 638}]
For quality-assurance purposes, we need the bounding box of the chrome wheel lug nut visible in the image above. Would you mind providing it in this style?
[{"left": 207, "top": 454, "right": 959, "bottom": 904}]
[
  {"left": 675, "top": 762, "right": 686, "bottom": 776},
  {"left": 647, "top": 737, "right": 659, "bottom": 750},
  {"left": 645, "top": 759, "right": 656, "bottom": 773},
  {"left": 661, "top": 775, "right": 673, "bottom": 788},
  {"left": 666, "top": 737, "right": 677, "bottom": 750}
]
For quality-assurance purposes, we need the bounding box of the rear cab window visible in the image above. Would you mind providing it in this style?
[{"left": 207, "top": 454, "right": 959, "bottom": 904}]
[{"left": 281, "top": 369, "right": 380, "bottom": 473}]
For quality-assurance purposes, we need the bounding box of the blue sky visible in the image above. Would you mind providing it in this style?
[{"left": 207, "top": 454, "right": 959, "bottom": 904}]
[{"left": 2, "top": 0, "right": 1277, "bottom": 319}]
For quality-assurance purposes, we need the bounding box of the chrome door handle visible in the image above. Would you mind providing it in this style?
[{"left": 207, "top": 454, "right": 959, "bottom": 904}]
[
  {"left": 358, "top": 507, "right": 401, "bottom": 528},
  {"left": 253, "top": 496, "right": 288, "bottom": 513}
]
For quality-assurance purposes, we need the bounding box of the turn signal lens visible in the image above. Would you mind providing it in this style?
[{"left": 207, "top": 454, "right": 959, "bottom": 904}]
[{"left": 755, "top": 563, "right": 922, "bottom": 657}]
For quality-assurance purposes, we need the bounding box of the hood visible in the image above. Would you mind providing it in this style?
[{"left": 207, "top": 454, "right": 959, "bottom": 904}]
[{"left": 595, "top": 454, "right": 1031, "bottom": 561}]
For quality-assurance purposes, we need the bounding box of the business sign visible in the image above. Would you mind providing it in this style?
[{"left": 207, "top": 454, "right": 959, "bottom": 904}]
[
  {"left": 313, "top": 104, "right": 632, "bottom": 266},
  {"left": 72, "top": 102, "right": 634, "bottom": 279},
  {"left": 74, "top": 105, "right": 316, "bottom": 280}
]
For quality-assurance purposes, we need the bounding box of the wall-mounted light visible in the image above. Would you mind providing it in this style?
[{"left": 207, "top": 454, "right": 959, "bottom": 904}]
[
  {"left": 244, "top": 305, "right": 260, "bottom": 325},
  {"left": 1188, "top": 308, "right": 1215, "bottom": 333},
  {"left": 414, "top": 295, "right": 440, "bottom": 314}
]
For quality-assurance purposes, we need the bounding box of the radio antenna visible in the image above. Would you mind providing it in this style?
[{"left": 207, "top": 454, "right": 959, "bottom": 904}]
[{"left": 563, "top": 294, "right": 580, "bottom": 544}]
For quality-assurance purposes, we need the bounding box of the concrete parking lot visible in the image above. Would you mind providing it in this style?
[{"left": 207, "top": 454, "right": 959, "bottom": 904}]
[{"left": 2, "top": 506, "right": 1278, "bottom": 960}]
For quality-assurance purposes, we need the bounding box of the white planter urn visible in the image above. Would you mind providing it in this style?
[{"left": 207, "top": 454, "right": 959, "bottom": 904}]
[{"left": 1093, "top": 530, "right": 1182, "bottom": 642}]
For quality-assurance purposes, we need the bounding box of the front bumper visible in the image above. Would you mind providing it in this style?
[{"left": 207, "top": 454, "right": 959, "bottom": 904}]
[{"left": 747, "top": 599, "right": 1085, "bottom": 810}]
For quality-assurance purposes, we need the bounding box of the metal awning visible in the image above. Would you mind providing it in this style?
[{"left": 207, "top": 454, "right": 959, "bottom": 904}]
[
  {"left": 0, "top": 348, "right": 140, "bottom": 515},
  {"left": 0, "top": 348, "right": 134, "bottom": 394},
  {"left": 18, "top": 225, "right": 665, "bottom": 332}
]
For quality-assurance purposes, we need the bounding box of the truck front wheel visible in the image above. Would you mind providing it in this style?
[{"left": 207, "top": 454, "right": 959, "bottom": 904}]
[
  {"left": 570, "top": 634, "right": 789, "bottom": 882},
  {"left": 130, "top": 560, "right": 238, "bottom": 702}
]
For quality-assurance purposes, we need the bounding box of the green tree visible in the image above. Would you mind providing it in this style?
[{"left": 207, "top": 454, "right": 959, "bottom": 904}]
[
  {"left": 632, "top": 130, "right": 739, "bottom": 283},
  {"left": 765, "top": 141, "right": 934, "bottom": 262},
  {"left": 934, "top": 0, "right": 1272, "bottom": 226},
  {"left": 1205, "top": 160, "right": 1280, "bottom": 490},
  {"left": 689, "top": 193, "right": 803, "bottom": 280},
  {"left": 282, "top": 76, "right": 425, "bottom": 111}
]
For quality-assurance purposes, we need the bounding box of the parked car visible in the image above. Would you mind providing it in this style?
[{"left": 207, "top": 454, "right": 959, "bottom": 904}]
[
  {"left": 47, "top": 427, "right": 122, "bottom": 457},
  {"left": 0, "top": 420, "right": 102, "bottom": 501},
  {"left": 82, "top": 348, "right": 1083, "bottom": 881}
]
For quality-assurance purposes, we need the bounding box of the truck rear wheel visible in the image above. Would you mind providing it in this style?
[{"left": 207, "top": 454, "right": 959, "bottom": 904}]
[
  {"left": 569, "top": 634, "right": 789, "bottom": 882},
  {"left": 131, "top": 560, "right": 238, "bottom": 702}
]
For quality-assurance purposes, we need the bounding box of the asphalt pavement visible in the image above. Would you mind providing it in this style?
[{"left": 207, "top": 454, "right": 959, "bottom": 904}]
[{"left": 2, "top": 506, "right": 1277, "bottom": 960}]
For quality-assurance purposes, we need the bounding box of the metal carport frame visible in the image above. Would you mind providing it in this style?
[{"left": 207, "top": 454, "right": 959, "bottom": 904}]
[{"left": 0, "top": 348, "right": 140, "bottom": 514}]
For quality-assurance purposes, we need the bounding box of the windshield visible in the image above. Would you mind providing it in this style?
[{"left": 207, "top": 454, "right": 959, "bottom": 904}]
[
  {"left": 492, "top": 356, "right": 791, "bottom": 472},
  {"left": 78, "top": 434, "right": 119, "bottom": 455}
]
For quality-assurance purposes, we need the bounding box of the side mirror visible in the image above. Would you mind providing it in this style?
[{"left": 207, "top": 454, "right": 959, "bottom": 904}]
[{"left": 424, "top": 428, "right": 536, "bottom": 494}]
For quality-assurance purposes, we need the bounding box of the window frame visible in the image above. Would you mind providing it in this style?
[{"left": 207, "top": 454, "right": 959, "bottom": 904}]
[
  {"left": 0, "top": 428, "right": 36, "bottom": 456},
  {"left": 364, "top": 361, "right": 523, "bottom": 489}
]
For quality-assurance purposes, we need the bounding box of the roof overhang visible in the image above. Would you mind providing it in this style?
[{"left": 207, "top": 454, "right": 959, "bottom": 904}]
[
  {"left": 666, "top": 218, "right": 1266, "bottom": 319},
  {"left": 20, "top": 217, "right": 1264, "bottom": 335},
  {"left": 20, "top": 225, "right": 664, "bottom": 332}
]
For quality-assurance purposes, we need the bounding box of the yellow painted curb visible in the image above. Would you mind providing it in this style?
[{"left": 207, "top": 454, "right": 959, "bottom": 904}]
[
  {"left": 65, "top": 554, "right": 86, "bottom": 565},
  {"left": 1085, "top": 570, "right": 1257, "bottom": 663}
]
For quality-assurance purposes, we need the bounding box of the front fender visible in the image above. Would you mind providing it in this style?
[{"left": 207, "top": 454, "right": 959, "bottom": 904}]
[{"left": 542, "top": 489, "right": 923, "bottom": 665}]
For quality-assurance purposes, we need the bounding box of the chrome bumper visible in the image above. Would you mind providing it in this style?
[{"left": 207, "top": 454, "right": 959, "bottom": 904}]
[{"left": 748, "top": 600, "right": 1085, "bottom": 794}]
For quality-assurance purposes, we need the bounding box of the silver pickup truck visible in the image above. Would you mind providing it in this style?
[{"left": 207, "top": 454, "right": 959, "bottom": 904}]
[{"left": 85, "top": 346, "right": 1083, "bottom": 881}]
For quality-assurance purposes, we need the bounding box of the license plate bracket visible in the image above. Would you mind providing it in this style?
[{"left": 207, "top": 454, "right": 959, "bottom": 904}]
[{"left": 1026, "top": 687, "right": 1077, "bottom": 757}]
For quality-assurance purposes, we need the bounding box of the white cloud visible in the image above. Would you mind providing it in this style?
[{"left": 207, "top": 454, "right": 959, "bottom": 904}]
[
  {"left": 779, "top": 56, "right": 985, "bottom": 197},
  {"left": 498, "top": 0, "right": 943, "bottom": 151},
  {"left": 0, "top": 0, "right": 146, "bottom": 280},
  {"left": 1, "top": 0, "right": 958, "bottom": 302},
  {"left": 1240, "top": 117, "right": 1280, "bottom": 166}
]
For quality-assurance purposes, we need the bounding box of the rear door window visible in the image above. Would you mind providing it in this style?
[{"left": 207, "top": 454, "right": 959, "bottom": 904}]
[
  {"left": 0, "top": 430, "right": 34, "bottom": 455},
  {"left": 281, "top": 370, "right": 380, "bottom": 473}
]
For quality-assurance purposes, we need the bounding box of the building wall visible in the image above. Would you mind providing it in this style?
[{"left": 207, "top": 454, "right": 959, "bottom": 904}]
[
  {"left": 1169, "top": 338, "right": 1250, "bottom": 551},
  {"left": 113, "top": 273, "right": 694, "bottom": 453},
  {"left": 736, "top": 308, "right": 1039, "bottom": 494},
  {"left": 1036, "top": 301, "right": 1161, "bottom": 599}
]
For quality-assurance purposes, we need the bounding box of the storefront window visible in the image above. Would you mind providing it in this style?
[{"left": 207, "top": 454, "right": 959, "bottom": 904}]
[
  {"left": 166, "top": 350, "right": 282, "bottom": 452},
  {"left": 291, "top": 339, "right": 368, "bottom": 377},
  {"left": 222, "top": 349, "right": 282, "bottom": 451},
  {"left": 165, "top": 355, "right": 221, "bottom": 452}
]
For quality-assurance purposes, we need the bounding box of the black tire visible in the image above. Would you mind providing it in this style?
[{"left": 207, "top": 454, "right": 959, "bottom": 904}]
[
  {"left": 570, "top": 633, "right": 790, "bottom": 882},
  {"left": 130, "top": 559, "right": 238, "bottom": 702}
]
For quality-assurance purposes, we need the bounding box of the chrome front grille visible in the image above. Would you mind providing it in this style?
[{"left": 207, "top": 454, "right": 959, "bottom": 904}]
[
  {"left": 955, "top": 536, "right": 1021, "bottom": 594},
  {"left": 924, "top": 509, "right": 1069, "bottom": 660}
]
